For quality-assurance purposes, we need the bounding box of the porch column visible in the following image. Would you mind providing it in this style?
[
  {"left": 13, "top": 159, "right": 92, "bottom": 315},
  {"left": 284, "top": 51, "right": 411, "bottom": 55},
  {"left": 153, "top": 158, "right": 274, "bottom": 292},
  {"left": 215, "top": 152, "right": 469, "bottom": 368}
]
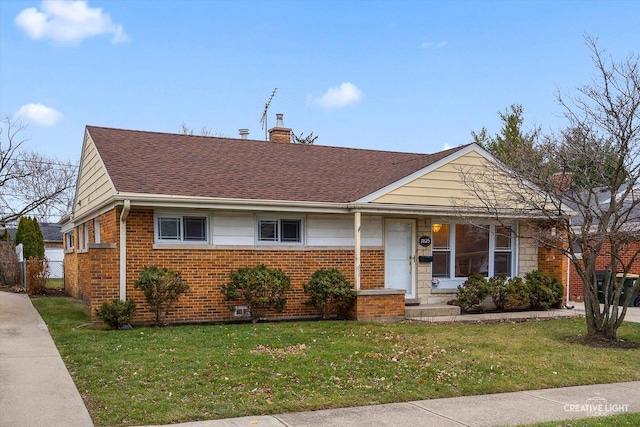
[{"left": 354, "top": 211, "right": 361, "bottom": 290}]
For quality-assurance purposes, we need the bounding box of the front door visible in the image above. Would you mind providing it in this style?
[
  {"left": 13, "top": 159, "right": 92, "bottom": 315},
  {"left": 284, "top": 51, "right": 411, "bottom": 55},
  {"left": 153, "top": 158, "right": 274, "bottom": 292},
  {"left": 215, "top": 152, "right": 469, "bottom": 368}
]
[{"left": 385, "top": 219, "right": 416, "bottom": 298}]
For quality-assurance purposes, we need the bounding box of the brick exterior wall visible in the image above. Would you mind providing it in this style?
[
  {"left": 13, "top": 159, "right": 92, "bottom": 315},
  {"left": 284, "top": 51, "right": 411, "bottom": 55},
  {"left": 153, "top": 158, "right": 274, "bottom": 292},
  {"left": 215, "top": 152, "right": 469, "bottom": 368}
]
[
  {"left": 64, "top": 205, "right": 570, "bottom": 322},
  {"left": 568, "top": 241, "right": 640, "bottom": 302},
  {"left": 537, "top": 243, "right": 568, "bottom": 304},
  {"left": 82, "top": 208, "right": 385, "bottom": 324},
  {"left": 347, "top": 290, "right": 406, "bottom": 321},
  {"left": 64, "top": 210, "right": 119, "bottom": 303}
]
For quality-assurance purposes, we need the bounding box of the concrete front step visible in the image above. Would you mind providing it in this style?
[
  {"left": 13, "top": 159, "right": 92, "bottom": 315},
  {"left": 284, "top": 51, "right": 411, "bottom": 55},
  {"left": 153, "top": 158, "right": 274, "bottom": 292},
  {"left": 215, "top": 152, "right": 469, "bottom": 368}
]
[{"left": 405, "top": 303, "right": 461, "bottom": 318}]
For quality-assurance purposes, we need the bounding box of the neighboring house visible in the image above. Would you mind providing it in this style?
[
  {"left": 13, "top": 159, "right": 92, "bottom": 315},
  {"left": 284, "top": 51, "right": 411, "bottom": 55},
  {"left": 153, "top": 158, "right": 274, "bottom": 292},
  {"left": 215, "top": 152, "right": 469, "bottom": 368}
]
[
  {"left": 8, "top": 222, "right": 64, "bottom": 278},
  {"left": 567, "top": 185, "right": 640, "bottom": 305},
  {"left": 61, "top": 116, "right": 566, "bottom": 323}
]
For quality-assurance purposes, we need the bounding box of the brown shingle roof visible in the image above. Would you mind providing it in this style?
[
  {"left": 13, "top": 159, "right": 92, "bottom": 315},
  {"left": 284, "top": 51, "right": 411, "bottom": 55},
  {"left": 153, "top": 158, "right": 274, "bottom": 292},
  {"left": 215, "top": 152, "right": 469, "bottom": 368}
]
[{"left": 87, "top": 126, "right": 468, "bottom": 204}]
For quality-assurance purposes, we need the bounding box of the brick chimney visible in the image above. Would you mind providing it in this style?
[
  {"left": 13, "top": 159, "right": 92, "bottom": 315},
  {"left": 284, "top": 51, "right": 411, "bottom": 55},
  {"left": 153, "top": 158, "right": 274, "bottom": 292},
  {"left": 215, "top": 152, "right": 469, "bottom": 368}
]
[
  {"left": 552, "top": 172, "right": 574, "bottom": 193},
  {"left": 268, "top": 113, "right": 291, "bottom": 143}
]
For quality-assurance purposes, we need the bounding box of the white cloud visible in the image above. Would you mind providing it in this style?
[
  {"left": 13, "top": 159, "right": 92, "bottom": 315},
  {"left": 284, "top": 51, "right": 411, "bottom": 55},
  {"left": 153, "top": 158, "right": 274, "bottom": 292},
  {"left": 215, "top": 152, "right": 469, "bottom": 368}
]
[
  {"left": 313, "top": 82, "right": 362, "bottom": 109},
  {"left": 442, "top": 143, "right": 454, "bottom": 150},
  {"left": 15, "top": 103, "right": 63, "bottom": 126},
  {"left": 421, "top": 41, "right": 448, "bottom": 49},
  {"left": 15, "top": 0, "right": 129, "bottom": 45}
]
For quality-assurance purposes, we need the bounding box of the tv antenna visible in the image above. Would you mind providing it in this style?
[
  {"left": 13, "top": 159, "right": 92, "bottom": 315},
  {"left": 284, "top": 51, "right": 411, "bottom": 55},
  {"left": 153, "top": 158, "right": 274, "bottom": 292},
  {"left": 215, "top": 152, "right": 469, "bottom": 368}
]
[{"left": 260, "top": 88, "right": 277, "bottom": 140}]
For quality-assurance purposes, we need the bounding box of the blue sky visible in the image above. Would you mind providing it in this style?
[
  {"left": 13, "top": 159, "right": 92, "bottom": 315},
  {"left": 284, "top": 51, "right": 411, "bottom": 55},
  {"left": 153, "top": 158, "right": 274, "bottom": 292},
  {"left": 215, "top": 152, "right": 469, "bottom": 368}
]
[{"left": 1, "top": 0, "right": 639, "bottom": 162}]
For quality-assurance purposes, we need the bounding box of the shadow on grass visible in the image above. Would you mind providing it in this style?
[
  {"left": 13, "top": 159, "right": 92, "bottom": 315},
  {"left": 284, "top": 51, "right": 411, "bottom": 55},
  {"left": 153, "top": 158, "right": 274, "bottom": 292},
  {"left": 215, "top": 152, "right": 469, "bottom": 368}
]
[{"left": 563, "top": 334, "right": 640, "bottom": 349}]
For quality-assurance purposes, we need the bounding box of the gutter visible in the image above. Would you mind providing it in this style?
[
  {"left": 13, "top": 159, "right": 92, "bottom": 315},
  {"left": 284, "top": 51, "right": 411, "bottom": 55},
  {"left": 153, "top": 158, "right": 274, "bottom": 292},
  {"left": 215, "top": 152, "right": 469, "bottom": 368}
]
[{"left": 119, "top": 200, "right": 131, "bottom": 301}]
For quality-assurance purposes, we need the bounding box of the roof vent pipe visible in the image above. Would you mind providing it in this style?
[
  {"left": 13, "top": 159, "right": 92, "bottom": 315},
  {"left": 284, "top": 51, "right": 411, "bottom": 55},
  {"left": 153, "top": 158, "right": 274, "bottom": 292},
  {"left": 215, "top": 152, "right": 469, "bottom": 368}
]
[
  {"left": 275, "top": 113, "right": 285, "bottom": 128},
  {"left": 239, "top": 129, "right": 249, "bottom": 139}
]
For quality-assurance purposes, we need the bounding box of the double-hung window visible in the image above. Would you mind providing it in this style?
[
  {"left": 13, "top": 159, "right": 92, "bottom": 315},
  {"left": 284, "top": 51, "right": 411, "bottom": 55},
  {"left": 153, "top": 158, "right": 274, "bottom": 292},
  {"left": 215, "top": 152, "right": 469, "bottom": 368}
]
[
  {"left": 432, "top": 222, "right": 516, "bottom": 280},
  {"left": 257, "top": 218, "right": 302, "bottom": 244},
  {"left": 156, "top": 214, "right": 208, "bottom": 243}
]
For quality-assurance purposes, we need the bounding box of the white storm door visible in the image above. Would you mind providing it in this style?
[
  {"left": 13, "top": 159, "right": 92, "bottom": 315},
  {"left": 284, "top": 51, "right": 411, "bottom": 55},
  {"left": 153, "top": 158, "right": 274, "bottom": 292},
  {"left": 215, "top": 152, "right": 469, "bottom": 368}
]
[{"left": 385, "top": 219, "right": 415, "bottom": 298}]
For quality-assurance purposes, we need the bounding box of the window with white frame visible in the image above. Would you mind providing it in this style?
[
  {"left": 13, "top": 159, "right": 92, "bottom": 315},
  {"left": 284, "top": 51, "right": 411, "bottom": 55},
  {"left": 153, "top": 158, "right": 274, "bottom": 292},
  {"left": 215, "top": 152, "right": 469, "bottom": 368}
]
[
  {"left": 65, "top": 232, "right": 74, "bottom": 250},
  {"left": 257, "top": 217, "right": 303, "bottom": 244},
  {"left": 156, "top": 214, "right": 208, "bottom": 243},
  {"left": 432, "top": 222, "right": 515, "bottom": 278}
]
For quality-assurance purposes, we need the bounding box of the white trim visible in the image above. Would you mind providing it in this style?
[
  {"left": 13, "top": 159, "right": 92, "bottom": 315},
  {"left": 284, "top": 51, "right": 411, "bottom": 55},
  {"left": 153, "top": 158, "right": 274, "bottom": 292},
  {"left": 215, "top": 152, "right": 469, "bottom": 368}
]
[
  {"left": 119, "top": 200, "right": 130, "bottom": 301},
  {"left": 354, "top": 212, "right": 361, "bottom": 290},
  {"left": 94, "top": 218, "right": 101, "bottom": 244}
]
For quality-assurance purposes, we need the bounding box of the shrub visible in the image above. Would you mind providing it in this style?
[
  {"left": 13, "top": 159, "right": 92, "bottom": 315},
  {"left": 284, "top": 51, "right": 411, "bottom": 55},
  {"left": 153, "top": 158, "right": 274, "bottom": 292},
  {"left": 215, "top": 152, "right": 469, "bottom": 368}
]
[
  {"left": 0, "top": 241, "right": 19, "bottom": 288},
  {"left": 526, "top": 270, "right": 563, "bottom": 310},
  {"left": 303, "top": 269, "right": 356, "bottom": 319},
  {"left": 133, "top": 265, "right": 189, "bottom": 326},
  {"left": 488, "top": 275, "right": 510, "bottom": 311},
  {"left": 221, "top": 264, "right": 291, "bottom": 323},
  {"left": 15, "top": 217, "right": 45, "bottom": 260},
  {"left": 503, "top": 276, "right": 531, "bottom": 309},
  {"left": 455, "top": 274, "right": 491, "bottom": 312},
  {"left": 96, "top": 299, "right": 137, "bottom": 329},
  {"left": 26, "top": 257, "right": 49, "bottom": 295}
]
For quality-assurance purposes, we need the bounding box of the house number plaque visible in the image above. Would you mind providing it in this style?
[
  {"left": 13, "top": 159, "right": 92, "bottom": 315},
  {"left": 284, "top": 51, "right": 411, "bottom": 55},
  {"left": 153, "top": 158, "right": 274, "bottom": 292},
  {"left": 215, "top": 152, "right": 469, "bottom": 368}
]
[{"left": 418, "top": 236, "right": 432, "bottom": 247}]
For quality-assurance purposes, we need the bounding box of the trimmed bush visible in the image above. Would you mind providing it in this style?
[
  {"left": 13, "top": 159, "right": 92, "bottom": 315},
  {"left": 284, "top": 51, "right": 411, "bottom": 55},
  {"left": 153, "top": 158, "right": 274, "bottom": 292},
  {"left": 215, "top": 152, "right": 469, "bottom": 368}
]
[
  {"left": 455, "top": 274, "right": 491, "bottom": 313},
  {"left": 96, "top": 299, "right": 137, "bottom": 329},
  {"left": 503, "top": 276, "right": 531, "bottom": 309},
  {"left": 221, "top": 264, "right": 291, "bottom": 324},
  {"left": 133, "top": 265, "right": 189, "bottom": 326},
  {"left": 303, "top": 269, "right": 356, "bottom": 319},
  {"left": 455, "top": 271, "right": 561, "bottom": 313},
  {"left": 526, "top": 270, "right": 563, "bottom": 310},
  {"left": 488, "top": 275, "right": 509, "bottom": 311}
]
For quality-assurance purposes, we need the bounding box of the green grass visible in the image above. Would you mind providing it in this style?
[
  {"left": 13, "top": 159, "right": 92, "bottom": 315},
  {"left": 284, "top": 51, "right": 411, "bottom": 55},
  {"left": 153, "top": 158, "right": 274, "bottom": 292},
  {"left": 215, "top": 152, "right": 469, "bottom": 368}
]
[
  {"left": 522, "top": 412, "right": 640, "bottom": 426},
  {"left": 32, "top": 297, "right": 640, "bottom": 427},
  {"left": 46, "top": 278, "right": 64, "bottom": 289}
]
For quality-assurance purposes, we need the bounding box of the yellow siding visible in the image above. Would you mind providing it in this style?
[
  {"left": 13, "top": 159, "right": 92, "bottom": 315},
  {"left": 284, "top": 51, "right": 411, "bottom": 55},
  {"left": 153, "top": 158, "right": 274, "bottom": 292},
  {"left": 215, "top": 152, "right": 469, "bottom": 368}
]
[
  {"left": 74, "top": 133, "right": 115, "bottom": 218},
  {"left": 373, "top": 150, "right": 540, "bottom": 209}
]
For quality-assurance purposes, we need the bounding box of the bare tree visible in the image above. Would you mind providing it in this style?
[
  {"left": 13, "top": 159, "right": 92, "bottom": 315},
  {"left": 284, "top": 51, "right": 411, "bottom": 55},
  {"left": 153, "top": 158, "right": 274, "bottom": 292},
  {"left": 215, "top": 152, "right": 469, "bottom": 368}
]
[
  {"left": 0, "top": 116, "right": 77, "bottom": 224},
  {"left": 458, "top": 37, "right": 640, "bottom": 340},
  {"left": 292, "top": 131, "right": 318, "bottom": 144},
  {"left": 180, "top": 122, "right": 221, "bottom": 137}
]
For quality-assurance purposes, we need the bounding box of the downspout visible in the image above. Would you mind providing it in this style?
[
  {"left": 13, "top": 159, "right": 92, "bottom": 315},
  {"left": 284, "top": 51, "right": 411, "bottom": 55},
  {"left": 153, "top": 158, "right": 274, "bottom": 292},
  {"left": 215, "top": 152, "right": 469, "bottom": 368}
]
[
  {"left": 354, "top": 212, "right": 361, "bottom": 290},
  {"left": 566, "top": 223, "right": 572, "bottom": 305},
  {"left": 119, "top": 200, "right": 131, "bottom": 301}
]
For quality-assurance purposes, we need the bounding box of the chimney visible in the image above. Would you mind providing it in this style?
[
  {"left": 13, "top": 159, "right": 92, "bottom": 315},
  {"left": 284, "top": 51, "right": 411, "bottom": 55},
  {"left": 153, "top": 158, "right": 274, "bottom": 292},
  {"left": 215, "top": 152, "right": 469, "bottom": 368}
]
[
  {"left": 268, "top": 113, "right": 291, "bottom": 143},
  {"left": 552, "top": 172, "right": 574, "bottom": 193},
  {"left": 238, "top": 129, "right": 249, "bottom": 139}
]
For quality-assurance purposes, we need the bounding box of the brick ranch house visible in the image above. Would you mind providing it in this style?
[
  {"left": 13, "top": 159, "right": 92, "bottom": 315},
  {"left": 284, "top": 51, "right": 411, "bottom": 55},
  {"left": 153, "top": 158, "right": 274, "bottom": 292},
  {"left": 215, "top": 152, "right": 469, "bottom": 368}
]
[{"left": 61, "top": 116, "right": 567, "bottom": 324}]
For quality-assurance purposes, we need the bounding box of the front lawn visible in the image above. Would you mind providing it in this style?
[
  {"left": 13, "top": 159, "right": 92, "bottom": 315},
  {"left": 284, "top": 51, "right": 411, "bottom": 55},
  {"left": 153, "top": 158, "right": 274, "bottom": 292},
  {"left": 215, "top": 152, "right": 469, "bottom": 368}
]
[{"left": 33, "top": 297, "right": 640, "bottom": 427}]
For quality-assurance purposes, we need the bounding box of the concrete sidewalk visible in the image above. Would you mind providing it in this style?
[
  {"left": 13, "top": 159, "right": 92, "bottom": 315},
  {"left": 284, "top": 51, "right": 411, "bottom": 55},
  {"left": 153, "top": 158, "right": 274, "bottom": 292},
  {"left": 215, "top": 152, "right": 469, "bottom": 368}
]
[
  {"left": 0, "top": 291, "right": 93, "bottom": 427},
  {"left": 142, "top": 382, "right": 640, "bottom": 427},
  {"left": 1, "top": 290, "right": 638, "bottom": 427}
]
